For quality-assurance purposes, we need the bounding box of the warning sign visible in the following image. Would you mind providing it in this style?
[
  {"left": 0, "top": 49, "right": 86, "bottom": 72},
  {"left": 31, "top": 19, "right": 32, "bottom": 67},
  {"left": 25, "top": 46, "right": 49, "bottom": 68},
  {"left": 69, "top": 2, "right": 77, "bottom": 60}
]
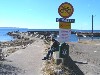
[{"left": 59, "top": 29, "right": 71, "bottom": 43}]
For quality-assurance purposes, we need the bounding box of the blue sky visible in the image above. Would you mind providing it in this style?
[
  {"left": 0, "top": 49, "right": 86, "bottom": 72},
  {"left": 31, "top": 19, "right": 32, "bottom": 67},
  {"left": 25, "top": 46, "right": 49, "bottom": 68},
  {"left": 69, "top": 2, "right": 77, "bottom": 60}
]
[{"left": 0, "top": 0, "right": 100, "bottom": 30}]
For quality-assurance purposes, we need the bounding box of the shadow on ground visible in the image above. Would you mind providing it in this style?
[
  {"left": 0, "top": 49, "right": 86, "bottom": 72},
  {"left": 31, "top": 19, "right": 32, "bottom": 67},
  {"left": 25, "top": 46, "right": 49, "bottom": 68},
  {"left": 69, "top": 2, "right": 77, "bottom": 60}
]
[
  {"left": 0, "top": 62, "right": 25, "bottom": 75},
  {"left": 63, "top": 56, "right": 85, "bottom": 75}
]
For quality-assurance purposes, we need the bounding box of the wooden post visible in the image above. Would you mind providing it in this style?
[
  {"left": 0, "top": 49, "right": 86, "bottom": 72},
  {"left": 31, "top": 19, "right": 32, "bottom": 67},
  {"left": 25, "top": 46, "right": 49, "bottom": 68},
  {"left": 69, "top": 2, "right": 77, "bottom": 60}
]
[{"left": 92, "top": 15, "right": 93, "bottom": 40}]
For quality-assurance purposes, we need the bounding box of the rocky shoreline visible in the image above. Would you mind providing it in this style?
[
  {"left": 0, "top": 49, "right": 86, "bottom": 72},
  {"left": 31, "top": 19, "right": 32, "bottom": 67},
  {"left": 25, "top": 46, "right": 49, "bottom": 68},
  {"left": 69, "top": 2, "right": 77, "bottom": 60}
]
[
  {"left": 0, "top": 31, "right": 35, "bottom": 58},
  {"left": 0, "top": 30, "right": 56, "bottom": 60}
]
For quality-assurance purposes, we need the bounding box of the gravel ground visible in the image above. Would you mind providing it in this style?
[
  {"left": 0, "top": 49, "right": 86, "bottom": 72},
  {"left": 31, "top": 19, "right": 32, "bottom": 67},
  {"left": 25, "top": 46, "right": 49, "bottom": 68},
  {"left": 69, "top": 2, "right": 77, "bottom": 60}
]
[{"left": 69, "top": 40, "right": 100, "bottom": 75}]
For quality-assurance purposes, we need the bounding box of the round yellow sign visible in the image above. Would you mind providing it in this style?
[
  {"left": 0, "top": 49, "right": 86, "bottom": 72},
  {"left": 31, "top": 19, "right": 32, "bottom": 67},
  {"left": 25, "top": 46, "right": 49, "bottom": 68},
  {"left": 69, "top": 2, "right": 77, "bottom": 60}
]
[{"left": 58, "top": 2, "right": 74, "bottom": 18}]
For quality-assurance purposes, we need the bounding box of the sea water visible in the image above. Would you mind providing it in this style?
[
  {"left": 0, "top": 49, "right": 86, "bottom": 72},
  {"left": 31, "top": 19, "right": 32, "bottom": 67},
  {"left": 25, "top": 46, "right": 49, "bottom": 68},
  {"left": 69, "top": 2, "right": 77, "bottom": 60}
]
[
  {"left": 0, "top": 28, "right": 28, "bottom": 42},
  {"left": 0, "top": 28, "right": 100, "bottom": 42}
]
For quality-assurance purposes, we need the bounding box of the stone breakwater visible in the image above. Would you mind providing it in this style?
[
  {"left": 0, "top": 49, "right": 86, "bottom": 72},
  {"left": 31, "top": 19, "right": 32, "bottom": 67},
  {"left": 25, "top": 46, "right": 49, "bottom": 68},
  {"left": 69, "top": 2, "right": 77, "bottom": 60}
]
[
  {"left": 0, "top": 31, "right": 35, "bottom": 57},
  {"left": 1, "top": 30, "right": 57, "bottom": 58}
]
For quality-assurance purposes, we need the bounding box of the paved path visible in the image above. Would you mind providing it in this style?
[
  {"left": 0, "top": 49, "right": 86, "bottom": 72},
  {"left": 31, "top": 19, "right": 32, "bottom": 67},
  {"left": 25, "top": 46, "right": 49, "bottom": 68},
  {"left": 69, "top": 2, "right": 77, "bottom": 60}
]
[{"left": 2, "top": 39, "right": 45, "bottom": 75}]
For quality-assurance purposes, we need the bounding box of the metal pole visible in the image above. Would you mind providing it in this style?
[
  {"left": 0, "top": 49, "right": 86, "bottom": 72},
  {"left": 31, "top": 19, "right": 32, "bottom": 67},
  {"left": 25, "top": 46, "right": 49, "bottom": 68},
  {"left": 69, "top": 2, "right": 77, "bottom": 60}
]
[{"left": 92, "top": 15, "right": 93, "bottom": 40}]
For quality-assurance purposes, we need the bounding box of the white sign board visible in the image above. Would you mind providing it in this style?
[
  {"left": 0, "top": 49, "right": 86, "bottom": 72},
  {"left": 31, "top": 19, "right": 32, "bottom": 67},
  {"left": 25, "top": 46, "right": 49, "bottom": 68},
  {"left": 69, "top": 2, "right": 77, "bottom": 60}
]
[{"left": 59, "top": 29, "right": 71, "bottom": 43}]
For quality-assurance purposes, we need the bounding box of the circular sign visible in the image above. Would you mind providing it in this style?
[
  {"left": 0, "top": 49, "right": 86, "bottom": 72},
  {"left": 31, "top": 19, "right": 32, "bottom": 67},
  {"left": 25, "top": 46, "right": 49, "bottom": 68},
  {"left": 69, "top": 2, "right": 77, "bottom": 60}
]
[{"left": 58, "top": 2, "right": 74, "bottom": 18}]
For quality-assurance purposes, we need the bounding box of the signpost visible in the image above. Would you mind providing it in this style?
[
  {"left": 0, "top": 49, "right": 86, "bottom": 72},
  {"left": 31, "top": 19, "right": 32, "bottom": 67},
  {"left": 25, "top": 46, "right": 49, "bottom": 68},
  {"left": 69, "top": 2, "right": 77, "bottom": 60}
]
[
  {"left": 57, "top": 2, "right": 75, "bottom": 43},
  {"left": 55, "top": 2, "right": 75, "bottom": 65}
]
